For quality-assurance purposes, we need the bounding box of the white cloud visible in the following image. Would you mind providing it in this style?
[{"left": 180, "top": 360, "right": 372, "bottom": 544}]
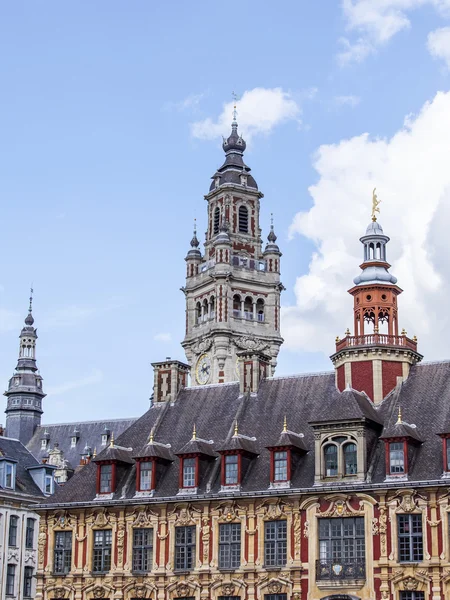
[
  {"left": 334, "top": 94, "right": 362, "bottom": 107},
  {"left": 284, "top": 91, "right": 450, "bottom": 362},
  {"left": 154, "top": 332, "right": 172, "bottom": 342},
  {"left": 191, "top": 88, "right": 301, "bottom": 142},
  {"left": 428, "top": 26, "right": 450, "bottom": 67},
  {"left": 164, "top": 92, "right": 205, "bottom": 113},
  {"left": 46, "top": 369, "right": 103, "bottom": 396},
  {"left": 338, "top": 0, "right": 450, "bottom": 64}
]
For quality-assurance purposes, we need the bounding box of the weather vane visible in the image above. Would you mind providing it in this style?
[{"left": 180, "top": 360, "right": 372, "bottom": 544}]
[
  {"left": 372, "top": 188, "right": 381, "bottom": 221},
  {"left": 232, "top": 91, "right": 239, "bottom": 123}
]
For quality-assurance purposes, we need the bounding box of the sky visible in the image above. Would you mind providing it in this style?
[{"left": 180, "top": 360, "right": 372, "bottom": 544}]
[{"left": 1, "top": 1, "right": 450, "bottom": 424}]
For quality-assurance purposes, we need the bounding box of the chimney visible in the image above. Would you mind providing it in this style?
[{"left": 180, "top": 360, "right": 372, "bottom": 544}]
[
  {"left": 237, "top": 350, "right": 270, "bottom": 395},
  {"left": 152, "top": 359, "right": 190, "bottom": 403}
]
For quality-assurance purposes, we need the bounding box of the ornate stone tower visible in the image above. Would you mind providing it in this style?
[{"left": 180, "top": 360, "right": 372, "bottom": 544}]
[
  {"left": 331, "top": 207, "right": 422, "bottom": 403},
  {"left": 4, "top": 294, "right": 45, "bottom": 444},
  {"left": 182, "top": 111, "right": 284, "bottom": 386}
]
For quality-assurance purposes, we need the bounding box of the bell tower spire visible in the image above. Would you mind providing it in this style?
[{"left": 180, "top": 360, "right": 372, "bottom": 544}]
[
  {"left": 4, "top": 290, "right": 45, "bottom": 444},
  {"left": 331, "top": 194, "right": 422, "bottom": 403},
  {"left": 182, "top": 101, "right": 284, "bottom": 386}
]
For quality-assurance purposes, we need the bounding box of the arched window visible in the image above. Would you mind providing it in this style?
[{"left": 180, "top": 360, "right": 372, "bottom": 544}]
[
  {"left": 256, "top": 298, "right": 265, "bottom": 322},
  {"left": 244, "top": 296, "right": 253, "bottom": 320},
  {"left": 238, "top": 205, "right": 249, "bottom": 233},
  {"left": 369, "top": 243, "right": 374, "bottom": 260},
  {"left": 210, "top": 296, "right": 215, "bottom": 319},
  {"left": 213, "top": 207, "right": 220, "bottom": 234},
  {"left": 376, "top": 242, "right": 381, "bottom": 260},
  {"left": 343, "top": 443, "right": 357, "bottom": 475},
  {"left": 233, "top": 294, "right": 241, "bottom": 318},
  {"left": 324, "top": 444, "right": 338, "bottom": 477},
  {"left": 196, "top": 302, "right": 202, "bottom": 324}
]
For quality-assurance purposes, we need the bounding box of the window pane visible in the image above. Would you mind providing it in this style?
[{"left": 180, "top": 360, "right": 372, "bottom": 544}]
[
  {"left": 390, "top": 442, "right": 405, "bottom": 473},
  {"left": 344, "top": 443, "right": 357, "bottom": 475},
  {"left": 140, "top": 461, "right": 153, "bottom": 491},
  {"left": 324, "top": 445, "right": 338, "bottom": 476},
  {"left": 183, "top": 458, "right": 196, "bottom": 488},
  {"left": 8, "top": 516, "right": 18, "bottom": 547},
  {"left": 398, "top": 514, "right": 423, "bottom": 562},
  {"left": 175, "top": 526, "right": 195, "bottom": 570},
  {"left": 218, "top": 523, "right": 241, "bottom": 569},
  {"left": 264, "top": 521, "right": 287, "bottom": 567},
  {"left": 274, "top": 451, "right": 288, "bottom": 481},
  {"left": 100, "top": 464, "right": 113, "bottom": 493},
  {"left": 225, "top": 455, "right": 238, "bottom": 485},
  {"left": 317, "top": 517, "right": 366, "bottom": 581},
  {"left": 132, "top": 528, "right": 153, "bottom": 572}
]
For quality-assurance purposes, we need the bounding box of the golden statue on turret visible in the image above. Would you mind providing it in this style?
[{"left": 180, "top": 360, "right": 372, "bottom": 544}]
[{"left": 372, "top": 187, "right": 381, "bottom": 221}]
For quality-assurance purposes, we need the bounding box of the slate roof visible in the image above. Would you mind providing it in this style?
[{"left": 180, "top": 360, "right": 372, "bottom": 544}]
[
  {"left": 0, "top": 436, "right": 45, "bottom": 499},
  {"left": 27, "top": 418, "right": 137, "bottom": 469},
  {"left": 39, "top": 362, "right": 450, "bottom": 507}
]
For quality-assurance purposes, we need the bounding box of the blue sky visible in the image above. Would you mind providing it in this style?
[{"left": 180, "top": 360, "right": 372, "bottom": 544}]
[{"left": 2, "top": 1, "right": 450, "bottom": 424}]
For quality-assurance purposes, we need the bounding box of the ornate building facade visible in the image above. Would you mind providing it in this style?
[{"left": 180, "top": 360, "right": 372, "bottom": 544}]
[{"left": 32, "top": 116, "right": 450, "bottom": 600}]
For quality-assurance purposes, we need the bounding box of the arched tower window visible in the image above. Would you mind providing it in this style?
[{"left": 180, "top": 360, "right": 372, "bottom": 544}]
[
  {"left": 196, "top": 302, "right": 202, "bottom": 325},
  {"left": 238, "top": 205, "right": 249, "bottom": 233},
  {"left": 343, "top": 443, "right": 357, "bottom": 475},
  {"left": 324, "top": 444, "right": 338, "bottom": 477},
  {"left": 209, "top": 296, "right": 215, "bottom": 319},
  {"left": 244, "top": 296, "right": 253, "bottom": 320},
  {"left": 213, "top": 207, "right": 220, "bottom": 235},
  {"left": 233, "top": 294, "right": 241, "bottom": 318},
  {"left": 256, "top": 299, "right": 265, "bottom": 322}
]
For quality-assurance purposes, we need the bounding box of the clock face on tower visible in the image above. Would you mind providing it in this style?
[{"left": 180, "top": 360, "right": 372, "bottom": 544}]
[{"left": 195, "top": 353, "right": 211, "bottom": 385}]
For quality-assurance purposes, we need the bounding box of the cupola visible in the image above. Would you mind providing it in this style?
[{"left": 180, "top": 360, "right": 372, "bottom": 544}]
[
  {"left": 266, "top": 416, "right": 307, "bottom": 488},
  {"left": 216, "top": 421, "right": 258, "bottom": 491},
  {"left": 175, "top": 425, "right": 217, "bottom": 494},
  {"left": 132, "top": 429, "right": 174, "bottom": 496}
]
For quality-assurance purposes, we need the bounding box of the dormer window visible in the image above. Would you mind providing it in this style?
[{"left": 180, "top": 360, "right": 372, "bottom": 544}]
[
  {"left": 344, "top": 442, "right": 357, "bottom": 475},
  {"left": 2, "top": 462, "right": 16, "bottom": 489},
  {"left": 101, "top": 434, "right": 108, "bottom": 446},
  {"left": 388, "top": 441, "right": 405, "bottom": 474},
  {"left": 45, "top": 474, "right": 54, "bottom": 494},
  {"left": 223, "top": 454, "right": 239, "bottom": 485},
  {"left": 324, "top": 444, "right": 338, "bottom": 477},
  {"left": 274, "top": 451, "right": 288, "bottom": 482},
  {"left": 99, "top": 464, "right": 113, "bottom": 494},
  {"left": 182, "top": 457, "right": 197, "bottom": 488},
  {"left": 139, "top": 460, "right": 154, "bottom": 491},
  {"left": 70, "top": 436, "right": 77, "bottom": 448},
  {"left": 41, "top": 439, "right": 47, "bottom": 449}
]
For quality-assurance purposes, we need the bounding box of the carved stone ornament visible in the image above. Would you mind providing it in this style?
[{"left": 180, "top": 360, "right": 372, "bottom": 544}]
[
  {"left": 222, "top": 584, "right": 235, "bottom": 596},
  {"left": 24, "top": 550, "right": 36, "bottom": 564},
  {"left": 192, "top": 337, "right": 214, "bottom": 355},
  {"left": 93, "top": 586, "right": 106, "bottom": 599},
  {"left": 7, "top": 548, "right": 19, "bottom": 561},
  {"left": 234, "top": 335, "right": 269, "bottom": 353},
  {"left": 303, "top": 520, "right": 309, "bottom": 538},
  {"left": 176, "top": 583, "right": 191, "bottom": 597},
  {"left": 319, "top": 498, "right": 364, "bottom": 518},
  {"left": 93, "top": 509, "right": 110, "bottom": 528},
  {"left": 403, "top": 577, "right": 419, "bottom": 591},
  {"left": 260, "top": 499, "right": 286, "bottom": 520},
  {"left": 53, "top": 587, "right": 66, "bottom": 599},
  {"left": 133, "top": 586, "right": 146, "bottom": 599},
  {"left": 268, "top": 581, "right": 283, "bottom": 594},
  {"left": 399, "top": 493, "right": 417, "bottom": 513}
]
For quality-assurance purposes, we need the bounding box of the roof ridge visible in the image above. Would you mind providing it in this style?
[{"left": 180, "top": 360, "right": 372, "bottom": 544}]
[
  {"left": 37, "top": 417, "right": 137, "bottom": 427},
  {"left": 265, "top": 370, "right": 334, "bottom": 381}
]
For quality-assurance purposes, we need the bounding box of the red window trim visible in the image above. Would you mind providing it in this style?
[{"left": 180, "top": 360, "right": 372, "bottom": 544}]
[
  {"left": 269, "top": 447, "right": 291, "bottom": 483},
  {"left": 441, "top": 435, "right": 450, "bottom": 472},
  {"left": 179, "top": 455, "right": 199, "bottom": 489},
  {"left": 220, "top": 452, "right": 242, "bottom": 486},
  {"left": 96, "top": 461, "right": 116, "bottom": 495},
  {"left": 384, "top": 439, "right": 408, "bottom": 476},
  {"left": 135, "top": 458, "right": 156, "bottom": 492}
]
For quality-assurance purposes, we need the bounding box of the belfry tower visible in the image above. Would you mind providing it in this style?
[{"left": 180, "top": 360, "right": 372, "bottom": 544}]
[
  {"left": 181, "top": 108, "right": 284, "bottom": 386},
  {"left": 4, "top": 293, "right": 45, "bottom": 444},
  {"left": 331, "top": 197, "right": 422, "bottom": 403}
]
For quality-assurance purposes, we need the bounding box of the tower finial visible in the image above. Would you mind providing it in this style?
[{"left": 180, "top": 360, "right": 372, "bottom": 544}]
[
  {"left": 396, "top": 406, "right": 402, "bottom": 424},
  {"left": 24, "top": 286, "right": 35, "bottom": 326},
  {"left": 283, "top": 415, "right": 287, "bottom": 432},
  {"left": 93, "top": 447, "right": 97, "bottom": 458},
  {"left": 192, "top": 423, "right": 197, "bottom": 440},
  {"left": 372, "top": 187, "right": 381, "bottom": 222},
  {"left": 109, "top": 432, "right": 115, "bottom": 448},
  {"left": 29, "top": 286, "right": 33, "bottom": 314},
  {"left": 149, "top": 429, "right": 154, "bottom": 444},
  {"left": 234, "top": 420, "right": 238, "bottom": 436},
  {"left": 232, "top": 91, "right": 238, "bottom": 125}
]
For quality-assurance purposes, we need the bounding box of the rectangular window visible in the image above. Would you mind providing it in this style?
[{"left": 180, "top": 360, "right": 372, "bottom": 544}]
[
  {"left": 390, "top": 442, "right": 405, "bottom": 474},
  {"left": 183, "top": 458, "right": 196, "bottom": 488},
  {"left": 132, "top": 528, "right": 153, "bottom": 572},
  {"left": 100, "top": 464, "right": 113, "bottom": 493},
  {"left": 398, "top": 514, "right": 423, "bottom": 562},
  {"left": 219, "top": 597, "right": 242, "bottom": 600},
  {"left": 274, "top": 451, "right": 288, "bottom": 481},
  {"left": 93, "top": 529, "right": 112, "bottom": 573},
  {"left": 264, "top": 520, "right": 287, "bottom": 567},
  {"left": 54, "top": 531, "right": 72, "bottom": 574},
  {"left": 6, "top": 564, "right": 15, "bottom": 596},
  {"left": 265, "top": 596, "right": 287, "bottom": 600},
  {"left": 140, "top": 461, "right": 153, "bottom": 491},
  {"left": 26, "top": 518, "right": 35, "bottom": 549},
  {"left": 224, "top": 455, "right": 238, "bottom": 485},
  {"left": 5, "top": 463, "right": 14, "bottom": 488},
  {"left": 45, "top": 474, "right": 53, "bottom": 494},
  {"left": 175, "top": 525, "right": 195, "bottom": 570},
  {"left": 8, "top": 515, "right": 18, "bottom": 547},
  {"left": 400, "top": 593, "right": 425, "bottom": 600},
  {"left": 71, "top": 437, "right": 77, "bottom": 448},
  {"left": 41, "top": 439, "right": 47, "bottom": 449},
  {"left": 23, "top": 567, "right": 33, "bottom": 597},
  {"left": 219, "top": 523, "right": 241, "bottom": 569},
  {"left": 446, "top": 439, "right": 450, "bottom": 471},
  {"left": 317, "top": 517, "right": 365, "bottom": 580}
]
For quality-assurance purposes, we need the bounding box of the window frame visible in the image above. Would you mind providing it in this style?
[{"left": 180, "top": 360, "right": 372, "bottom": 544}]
[
  {"left": 92, "top": 529, "right": 113, "bottom": 573},
  {"left": 25, "top": 518, "right": 35, "bottom": 549},
  {"left": 97, "top": 463, "right": 115, "bottom": 494},
  {"left": 180, "top": 456, "right": 198, "bottom": 489},
  {"left": 23, "top": 566, "right": 33, "bottom": 598},
  {"left": 6, "top": 564, "right": 15, "bottom": 596},
  {"left": 8, "top": 515, "right": 18, "bottom": 547},
  {"left": 54, "top": 530, "right": 73, "bottom": 575},
  {"left": 323, "top": 443, "right": 338, "bottom": 477},
  {"left": 137, "top": 459, "right": 155, "bottom": 492},
  {"left": 400, "top": 592, "right": 425, "bottom": 600},
  {"left": 387, "top": 440, "right": 407, "bottom": 475},
  {"left": 4, "top": 462, "right": 15, "bottom": 489},
  {"left": 45, "top": 473, "right": 54, "bottom": 494},
  {"left": 174, "top": 525, "right": 196, "bottom": 571},
  {"left": 218, "top": 522, "right": 241, "bottom": 570},
  {"left": 398, "top": 514, "right": 423, "bottom": 563},
  {"left": 264, "top": 520, "right": 287, "bottom": 568},
  {"left": 271, "top": 449, "right": 290, "bottom": 483},
  {"left": 132, "top": 527, "right": 154, "bottom": 573},
  {"left": 222, "top": 454, "right": 240, "bottom": 486}
]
